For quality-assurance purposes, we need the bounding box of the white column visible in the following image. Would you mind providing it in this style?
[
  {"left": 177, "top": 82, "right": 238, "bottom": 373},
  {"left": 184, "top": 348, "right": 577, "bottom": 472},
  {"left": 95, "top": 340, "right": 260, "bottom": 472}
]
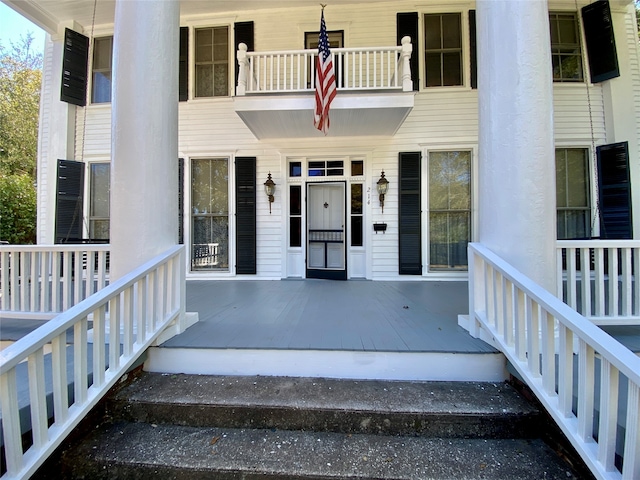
[
  {"left": 110, "top": 0, "right": 179, "bottom": 280},
  {"left": 476, "top": 0, "right": 556, "bottom": 292}
]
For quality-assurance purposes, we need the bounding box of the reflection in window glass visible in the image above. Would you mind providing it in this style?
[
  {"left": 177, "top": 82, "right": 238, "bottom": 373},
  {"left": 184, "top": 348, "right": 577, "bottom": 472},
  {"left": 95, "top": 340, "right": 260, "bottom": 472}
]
[
  {"left": 428, "top": 150, "right": 470, "bottom": 270},
  {"left": 556, "top": 148, "right": 590, "bottom": 239},
  {"left": 290, "top": 162, "right": 302, "bottom": 177},
  {"left": 424, "top": 13, "right": 462, "bottom": 87},
  {"left": 92, "top": 37, "right": 113, "bottom": 103},
  {"left": 195, "top": 26, "right": 229, "bottom": 97},
  {"left": 89, "top": 163, "right": 110, "bottom": 239},
  {"left": 549, "top": 13, "right": 583, "bottom": 82},
  {"left": 191, "top": 158, "right": 229, "bottom": 270}
]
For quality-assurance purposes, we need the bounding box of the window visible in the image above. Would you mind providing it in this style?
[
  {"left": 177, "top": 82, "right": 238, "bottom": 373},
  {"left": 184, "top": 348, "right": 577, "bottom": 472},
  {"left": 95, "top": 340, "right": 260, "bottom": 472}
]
[
  {"left": 195, "top": 26, "right": 229, "bottom": 97},
  {"left": 424, "top": 13, "right": 462, "bottom": 87},
  {"left": 549, "top": 13, "right": 583, "bottom": 82},
  {"left": 289, "top": 162, "right": 302, "bottom": 177},
  {"left": 92, "top": 36, "right": 113, "bottom": 103},
  {"left": 289, "top": 185, "right": 302, "bottom": 247},
  {"left": 89, "top": 163, "right": 110, "bottom": 240},
  {"left": 305, "top": 30, "right": 343, "bottom": 49},
  {"left": 191, "top": 158, "right": 229, "bottom": 270},
  {"left": 556, "top": 148, "right": 590, "bottom": 239},
  {"left": 350, "top": 184, "right": 363, "bottom": 247},
  {"left": 428, "top": 150, "right": 471, "bottom": 270},
  {"left": 350, "top": 160, "right": 363, "bottom": 176},
  {"left": 308, "top": 160, "right": 344, "bottom": 177}
]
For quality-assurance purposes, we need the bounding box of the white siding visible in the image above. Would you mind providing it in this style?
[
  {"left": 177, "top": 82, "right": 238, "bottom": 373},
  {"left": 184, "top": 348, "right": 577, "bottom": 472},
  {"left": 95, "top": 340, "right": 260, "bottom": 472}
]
[{"left": 64, "top": 0, "right": 638, "bottom": 280}]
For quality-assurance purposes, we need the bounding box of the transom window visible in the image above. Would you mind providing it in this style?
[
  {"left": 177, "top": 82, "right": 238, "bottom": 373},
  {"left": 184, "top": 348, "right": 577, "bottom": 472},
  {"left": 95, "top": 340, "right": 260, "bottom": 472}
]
[
  {"left": 91, "top": 36, "right": 113, "bottom": 103},
  {"left": 424, "top": 13, "right": 463, "bottom": 87},
  {"left": 556, "top": 148, "right": 591, "bottom": 239},
  {"left": 549, "top": 13, "right": 584, "bottom": 82},
  {"left": 195, "top": 26, "right": 229, "bottom": 97}
]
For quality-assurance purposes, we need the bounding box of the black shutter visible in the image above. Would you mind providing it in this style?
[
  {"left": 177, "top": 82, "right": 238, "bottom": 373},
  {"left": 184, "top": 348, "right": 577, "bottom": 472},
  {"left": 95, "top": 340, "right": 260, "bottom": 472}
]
[
  {"left": 469, "top": 10, "right": 477, "bottom": 89},
  {"left": 581, "top": 0, "right": 620, "bottom": 83},
  {"left": 597, "top": 142, "right": 632, "bottom": 239},
  {"left": 55, "top": 159, "right": 85, "bottom": 243},
  {"left": 234, "top": 21, "right": 255, "bottom": 92},
  {"left": 179, "top": 27, "right": 189, "bottom": 102},
  {"left": 397, "top": 13, "right": 419, "bottom": 91},
  {"left": 178, "top": 158, "right": 184, "bottom": 244},
  {"left": 235, "top": 157, "right": 257, "bottom": 274},
  {"left": 60, "top": 28, "right": 89, "bottom": 106},
  {"left": 399, "top": 152, "right": 422, "bottom": 275}
]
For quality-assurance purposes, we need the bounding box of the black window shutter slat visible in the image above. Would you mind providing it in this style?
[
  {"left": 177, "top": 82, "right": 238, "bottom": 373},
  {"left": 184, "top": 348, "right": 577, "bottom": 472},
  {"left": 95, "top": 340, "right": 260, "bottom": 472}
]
[
  {"left": 179, "top": 27, "right": 189, "bottom": 102},
  {"left": 55, "top": 159, "right": 85, "bottom": 243},
  {"left": 396, "top": 13, "right": 419, "bottom": 91},
  {"left": 597, "top": 142, "right": 632, "bottom": 239},
  {"left": 235, "top": 157, "right": 257, "bottom": 274},
  {"left": 234, "top": 21, "right": 255, "bottom": 92},
  {"left": 178, "top": 158, "right": 184, "bottom": 244},
  {"left": 61, "top": 28, "right": 89, "bottom": 106},
  {"left": 399, "top": 152, "right": 422, "bottom": 275},
  {"left": 581, "top": 0, "right": 620, "bottom": 83},
  {"left": 469, "top": 10, "right": 477, "bottom": 89}
]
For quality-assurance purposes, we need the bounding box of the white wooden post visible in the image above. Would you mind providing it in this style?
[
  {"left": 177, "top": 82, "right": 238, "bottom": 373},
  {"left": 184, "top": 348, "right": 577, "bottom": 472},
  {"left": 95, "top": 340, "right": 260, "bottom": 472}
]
[
  {"left": 237, "top": 43, "right": 248, "bottom": 95},
  {"left": 401, "top": 36, "right": 412, "bottom": 92}
]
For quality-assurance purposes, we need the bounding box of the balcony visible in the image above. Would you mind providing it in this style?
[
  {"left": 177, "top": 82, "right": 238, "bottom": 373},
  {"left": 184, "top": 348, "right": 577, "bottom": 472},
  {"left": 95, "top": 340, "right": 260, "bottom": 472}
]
[{"left": 234, "top": 37, "right": 415, "bottom": 139}]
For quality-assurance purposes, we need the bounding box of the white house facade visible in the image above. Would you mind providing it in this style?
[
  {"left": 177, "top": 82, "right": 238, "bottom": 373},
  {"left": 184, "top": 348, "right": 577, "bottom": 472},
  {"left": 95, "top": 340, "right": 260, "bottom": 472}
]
[{"left": 18, "top": 0, "right": 639, "bottom": 284}]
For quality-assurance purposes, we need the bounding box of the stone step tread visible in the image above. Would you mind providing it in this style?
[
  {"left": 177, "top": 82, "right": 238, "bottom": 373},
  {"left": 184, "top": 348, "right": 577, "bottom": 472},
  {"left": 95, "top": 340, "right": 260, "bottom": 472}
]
[
  {"left": 65, "top": 421, "right": 579, "bottom": 480},
  {"left": 114, "top": 373, "right": 537, "bottom": 415}
]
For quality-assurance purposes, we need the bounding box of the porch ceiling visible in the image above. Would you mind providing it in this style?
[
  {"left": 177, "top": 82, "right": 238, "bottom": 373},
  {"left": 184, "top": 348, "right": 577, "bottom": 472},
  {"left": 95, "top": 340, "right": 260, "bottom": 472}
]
[{"left": 234, "top": 92, "right": 415, "bottom": 139}]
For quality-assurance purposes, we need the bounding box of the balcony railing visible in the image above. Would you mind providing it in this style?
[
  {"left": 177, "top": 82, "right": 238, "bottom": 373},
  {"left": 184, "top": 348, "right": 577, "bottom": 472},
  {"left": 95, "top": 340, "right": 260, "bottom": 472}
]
[
  {"left": 236, "top": 36, "right": 413, "bottom": 95},
  {"left": 557, "top": 240, "right": 639, "bottom": 326},
  {"left": 0, "top": 245, "right": 110, "bottom": 318}
]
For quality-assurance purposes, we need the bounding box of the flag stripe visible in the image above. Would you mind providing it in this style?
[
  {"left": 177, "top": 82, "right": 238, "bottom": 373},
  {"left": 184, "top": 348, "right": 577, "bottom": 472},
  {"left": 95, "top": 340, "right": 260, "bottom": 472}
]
[{"left": 314, "top": 11, "right": 337, "bottom": 135}]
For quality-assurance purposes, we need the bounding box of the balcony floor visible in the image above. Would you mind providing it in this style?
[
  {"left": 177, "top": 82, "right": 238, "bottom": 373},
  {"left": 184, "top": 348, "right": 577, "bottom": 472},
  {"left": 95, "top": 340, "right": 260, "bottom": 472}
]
[{"left": 161, "top": 279, "right": 494, "bottom": 353}]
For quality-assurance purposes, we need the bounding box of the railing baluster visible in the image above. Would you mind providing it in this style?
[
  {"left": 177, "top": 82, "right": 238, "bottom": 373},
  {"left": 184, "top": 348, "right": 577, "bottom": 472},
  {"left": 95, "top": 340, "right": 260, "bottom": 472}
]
[
  {"left": 28, "top": 349, "right": 48, "bottom": 448},
  {"left": 621, "top": 247, "right": 632, "bottom": 317},
  {"left": 52, "top": 252, "right": 61, "bottom": 312},
  {"left": 93, "top": 306, "right": 106, "bottom": 387},
  {"left": 504, "top": 279, "right": 514, "bottom": 346},
  {"left": 52, "top": 334, "right": 69, "bottom": 424},
  {"left": 137, "top": 279, "right": 147, "bottom": 343},
  {"left": 496, "top": 274, "right": 505, "bottom": 335},
  {"left": 0, "top": 251, "right": 8, "bottom": 310},
  {"left": 634, "top": 248, "right": 640, "bottom": 317},
  {"left": 30, "top": 251, "right": 39, "bottom": 311},
  {"left": 541, "top": 310, "right": 556, "bottom": 395},
  {"left": 296, "top": 53, "right": 301, "bottom": 90},
  {"left": 62, "top": 251, "right": 72, "bottom": 310},
  {"left": 20, "top": 251, "right": 29, "bottom": 311},
  {"left": 580, "top": 247, "right": 591, "bottom": 317},
  {"left": 558, "top": 325, "right": 574, "bottom": 417},
  {"left": 594, "top": 247, "right": 605, "bottom": 317},
  {"left": 74, "top": 250, "right": 83, "bottom": 305},
  {"left": 515, "top": 289, "right": 526, "bottom": 361},
  {"left": 597, "top": 359, "right": 619, "bottom": 471},
  {"left": 609, "top": 248, "right": 619, "bottom": 317},
  {"left": 623, "top": 382, "right": 640, "bottom": 480},
  {"left": 0, "top": 369, "right": 23, "bottom": 475},
  {"left": 566, "top": 247, "right": 577, "bottom": 310},
  {"left": 74, "top": 318, "right": 88, "bottom": 405},
  {"left": 527, "top": 299, "right": 541, "bottom": 377},
  {"left": 109, "top": 294, "right": 121, "bottom": 372},
  {"left": 42, "top": 251, "right": 51, "bottom": 311},
  {"left": 10, "top": 252, "right": 19, "bottom": 310},
  {"left": 577, "top": 339, "right": 595, "bottom": 441},
  {"left": 123, "top": 287, "right": 134, "bottom": 356}
]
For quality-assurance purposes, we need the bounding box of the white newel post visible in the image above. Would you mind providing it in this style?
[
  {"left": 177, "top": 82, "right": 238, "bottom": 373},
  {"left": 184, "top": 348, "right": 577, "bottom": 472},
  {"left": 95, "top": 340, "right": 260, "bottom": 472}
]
[
  {"left": 237, "top": 43, "right": 248, "bottom": 96},
  {"left": 401, "top": 36, "right": 412, "bottom": 92},
  {"left": 476, "top": 0, "right": 556, "bottom": 292},
  {"left": 110, "top": 0, "right": 179, "bottom": 281}
]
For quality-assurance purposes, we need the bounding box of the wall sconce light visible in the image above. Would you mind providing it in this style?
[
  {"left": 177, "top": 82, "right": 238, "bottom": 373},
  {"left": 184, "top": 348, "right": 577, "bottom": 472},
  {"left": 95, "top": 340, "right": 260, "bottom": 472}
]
[
  {"left": 264, "top": 172, "right": 276, "bottom": 214},
  {"left": 376, "top": 170, "right": 389, "bottom": 213}
]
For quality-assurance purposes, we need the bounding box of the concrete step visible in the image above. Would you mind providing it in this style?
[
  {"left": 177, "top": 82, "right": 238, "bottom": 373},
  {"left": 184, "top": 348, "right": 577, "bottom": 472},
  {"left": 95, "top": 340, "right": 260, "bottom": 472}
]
[
  {"left": 54, "top": 373, "right": 583, "bottom": 479},
  {"left": 62, "top": 422, "right": 579, "bottom": 479},
  {"left": 107, "top": 373, "right": 541, "bottom": 438}
]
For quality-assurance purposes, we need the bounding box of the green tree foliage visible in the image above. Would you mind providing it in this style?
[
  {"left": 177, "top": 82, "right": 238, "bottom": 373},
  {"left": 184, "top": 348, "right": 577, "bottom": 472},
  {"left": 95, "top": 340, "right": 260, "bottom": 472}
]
[
  {"left": 0, "top": 34, "right": 42, "bottom": 243},
  {"left": 0, "top": 173, "right": 36, "bottom": 243}
]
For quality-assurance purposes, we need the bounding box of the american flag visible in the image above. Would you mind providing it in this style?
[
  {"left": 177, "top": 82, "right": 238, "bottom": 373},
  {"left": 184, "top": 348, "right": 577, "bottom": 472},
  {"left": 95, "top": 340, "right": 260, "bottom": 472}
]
[{"left": 314, "top": 10, "right": 337, "bottom": 135}]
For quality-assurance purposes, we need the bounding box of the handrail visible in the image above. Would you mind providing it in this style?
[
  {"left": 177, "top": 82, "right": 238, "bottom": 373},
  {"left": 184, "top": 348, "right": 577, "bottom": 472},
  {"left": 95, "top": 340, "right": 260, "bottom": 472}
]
[
  {"left": 557, "top": 240, "right": 639, "bottom": 325},
  {"left": 469, "top": 242, "right": 640, "bottom": 480},
  {"left": 236, "top": 36, "right": 413, "bottom": 95},
  {"left": 0, "top": 245, "right": 186, "bottom": 480},
  {"left": 0, "top": 244, "right": 111, "bottom": 317}
]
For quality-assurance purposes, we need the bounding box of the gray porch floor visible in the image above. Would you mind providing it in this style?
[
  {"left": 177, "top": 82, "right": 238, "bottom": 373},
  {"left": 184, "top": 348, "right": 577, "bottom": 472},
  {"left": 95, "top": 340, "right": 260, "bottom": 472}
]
[{"left": 162, "top": 280, "right": 497, "bottom": 353}]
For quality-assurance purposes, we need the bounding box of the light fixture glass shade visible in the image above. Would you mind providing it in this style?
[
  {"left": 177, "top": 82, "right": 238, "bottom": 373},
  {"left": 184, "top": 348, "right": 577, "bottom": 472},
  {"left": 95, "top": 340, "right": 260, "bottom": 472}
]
[
  {"left": 376, "top": 171, "right": 389, "bottom": 195},
  {"left": 264, "top": 172, "right": 276, "bottom": 196}
]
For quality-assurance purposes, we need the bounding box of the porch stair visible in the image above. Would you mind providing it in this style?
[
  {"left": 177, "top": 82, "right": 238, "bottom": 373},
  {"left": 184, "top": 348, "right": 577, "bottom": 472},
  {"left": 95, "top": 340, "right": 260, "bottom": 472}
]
[{"left": 52, "top": 372, "right": 585, "bottom": 479}]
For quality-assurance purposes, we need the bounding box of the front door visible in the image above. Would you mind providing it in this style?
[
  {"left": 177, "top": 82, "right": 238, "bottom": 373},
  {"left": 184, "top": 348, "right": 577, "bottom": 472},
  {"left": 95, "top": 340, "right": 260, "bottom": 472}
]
[{"left": 306, "top": 182, "right": 346, "bottom": 280}]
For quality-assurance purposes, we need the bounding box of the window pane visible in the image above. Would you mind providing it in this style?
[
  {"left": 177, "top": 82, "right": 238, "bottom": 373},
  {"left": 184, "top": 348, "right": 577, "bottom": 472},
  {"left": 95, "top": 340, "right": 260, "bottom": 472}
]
[
  {"left": 93, "top": 37, "right": 112, "bottom": 70},
  {"left": 442, "top": 52, "right": 462, "bottom": 86},
  {"left": 196, "top": 45, "right": 212, "bottom": 63},
  {"left": 429, "top": 212, "right": 469, "bottom": 269},
  {"left": 555, "top": 148, "right": 590, "bottom": 239},
  {"left": 90, "top": 163, "right": 110, "bottom": 217},
  {"left": 289, "top": 162, "right": 302, "bottom": 177},
  {"left": 351, "top": 160, "right": 363, "bottom": 176},
  {"left": 90, "top": 220, "right": 110, "bottom": 241},
  {"left": 92, "top": 72, "right": 112, "bottom": 103},
  {"left": 425, "top": 53, "right": 442, "bottom": 87},
  {"left": 196, "top": 65, "right": 213, "bottom": 97},
  {"left": 424, "top": 15, "right": 442, "bottom": 49},
  {"left": 290, "top": 185, "right": 301, "bottom": 216},
  {"left": 213, "top": 64, "right": 228, "bottom": 96},
  {"left": 351, "top": 216, "right": 363, "bottom": 247},
  {"left": 556, "top": 150, "right": 568, "bottom": 208},
  {"left": 557, "top": 15, "right": 578, "bottom": 44},
  {"left": 441, "top": 14, "right": 461, "bottom": 49},
  {"left": 290, "top": 217, "right": 301, "bottom": 247},
  {"left": 351, "top": 184, "right": 362, "bottom": 214}
]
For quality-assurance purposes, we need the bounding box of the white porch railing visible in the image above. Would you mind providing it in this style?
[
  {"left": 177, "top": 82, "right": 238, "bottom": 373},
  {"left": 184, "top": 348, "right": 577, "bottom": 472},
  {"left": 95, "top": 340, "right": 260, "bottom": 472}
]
[
  {"left": 469, "top": 242, "right": 640, "bottom": 480},
  {"left": 236, "top": 36, "right": 413, "bottom": 95},
  {"left": 557, "top": 240, "right": 640, "bottom": 326},
  {"left": 0, "top": 245, "right": 185, "bottom": 480},
  {"left": 0, "top": 245, "right": 110, "bottom": 318}
]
